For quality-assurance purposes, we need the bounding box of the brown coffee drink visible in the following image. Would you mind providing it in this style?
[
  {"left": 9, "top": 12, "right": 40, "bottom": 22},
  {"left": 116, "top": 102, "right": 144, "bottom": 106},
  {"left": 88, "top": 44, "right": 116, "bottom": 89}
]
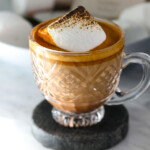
[{"left": 30, "top": 16, "right": 124, "bottom": 113}]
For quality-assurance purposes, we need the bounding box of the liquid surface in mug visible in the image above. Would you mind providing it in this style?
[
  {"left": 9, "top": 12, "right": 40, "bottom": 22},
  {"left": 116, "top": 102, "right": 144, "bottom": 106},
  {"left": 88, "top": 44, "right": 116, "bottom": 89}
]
[{"left": 33, "top": 19, "right": 121, "bottom": 52}]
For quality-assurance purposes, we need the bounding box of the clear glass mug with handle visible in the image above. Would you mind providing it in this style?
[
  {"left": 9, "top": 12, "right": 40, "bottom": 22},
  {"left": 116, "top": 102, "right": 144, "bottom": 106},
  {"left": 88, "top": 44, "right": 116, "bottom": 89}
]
[{"left": 29, "top": 18, "right": 150, "bottom": 127}]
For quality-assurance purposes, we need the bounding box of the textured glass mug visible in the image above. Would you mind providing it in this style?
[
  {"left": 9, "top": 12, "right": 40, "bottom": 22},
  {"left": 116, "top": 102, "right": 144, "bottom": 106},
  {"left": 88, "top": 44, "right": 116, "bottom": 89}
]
[{"left": 29, "top": 18, "right": 150, "bottom": 127}]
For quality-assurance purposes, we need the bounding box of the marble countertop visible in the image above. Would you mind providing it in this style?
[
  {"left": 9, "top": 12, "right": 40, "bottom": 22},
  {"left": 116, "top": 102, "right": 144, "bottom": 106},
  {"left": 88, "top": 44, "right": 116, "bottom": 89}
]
[
  {"left": 0, "top": 40, "right": 150, "bottom": 149},
  {"left": 0, "top": 1, "right": 150, "bottom": 149}
]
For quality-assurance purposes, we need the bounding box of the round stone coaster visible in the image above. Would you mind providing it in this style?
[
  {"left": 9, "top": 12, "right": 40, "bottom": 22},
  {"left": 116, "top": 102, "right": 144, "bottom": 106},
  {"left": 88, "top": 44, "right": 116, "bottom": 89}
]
[{"left": 32, "top": 100, "right": 129, "bottom": 150}]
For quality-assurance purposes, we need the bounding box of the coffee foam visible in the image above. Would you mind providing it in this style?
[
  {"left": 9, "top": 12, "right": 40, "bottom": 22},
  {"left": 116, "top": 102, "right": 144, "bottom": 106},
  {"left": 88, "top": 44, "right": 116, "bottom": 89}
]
[{"left": 47, "top": 6, "right": 106, "bottom": 52}]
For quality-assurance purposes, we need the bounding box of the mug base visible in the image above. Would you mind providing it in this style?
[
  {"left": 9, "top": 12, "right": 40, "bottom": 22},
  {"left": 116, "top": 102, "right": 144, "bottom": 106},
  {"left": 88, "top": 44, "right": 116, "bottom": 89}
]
[
  {"left": 32, "top": 100, "right": 129, "bottom": 150},
  {"left": 52, "top": 106, "right": 105, "bottom": 127}
]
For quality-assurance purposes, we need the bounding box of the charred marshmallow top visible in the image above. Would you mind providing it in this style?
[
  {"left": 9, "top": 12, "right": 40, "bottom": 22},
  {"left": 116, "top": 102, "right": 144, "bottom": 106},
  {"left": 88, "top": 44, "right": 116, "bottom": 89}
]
[{"left": 47, "top": 6, "right": 106, "bottom": 52}]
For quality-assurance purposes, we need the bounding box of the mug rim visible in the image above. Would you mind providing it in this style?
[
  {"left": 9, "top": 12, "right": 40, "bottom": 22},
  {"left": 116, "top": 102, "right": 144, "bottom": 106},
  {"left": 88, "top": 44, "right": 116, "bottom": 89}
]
[{"left": 29, "top": 17, "right": 125, "bottom": 57}]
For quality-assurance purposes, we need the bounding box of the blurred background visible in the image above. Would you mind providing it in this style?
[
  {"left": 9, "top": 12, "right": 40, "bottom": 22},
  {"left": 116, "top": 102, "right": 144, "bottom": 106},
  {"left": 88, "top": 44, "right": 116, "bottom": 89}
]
[
  {"left": 0, "top": 0, "right": 149, "bottom": 49},
  {"left": 0, "top": 1, "right": 150, "bottom": 150},
  {"left": 0, "top": 0, "right": 150, "bottom": 49},
  {"left": 0, "top": 0, "right": 150, "bottom": 65}
]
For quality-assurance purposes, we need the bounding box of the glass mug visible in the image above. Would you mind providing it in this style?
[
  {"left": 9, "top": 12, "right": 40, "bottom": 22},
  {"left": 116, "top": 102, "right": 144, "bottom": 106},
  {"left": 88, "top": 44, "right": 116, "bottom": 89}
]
[{"left": 29, "top": 18, "right": 150, "bottom": 127}]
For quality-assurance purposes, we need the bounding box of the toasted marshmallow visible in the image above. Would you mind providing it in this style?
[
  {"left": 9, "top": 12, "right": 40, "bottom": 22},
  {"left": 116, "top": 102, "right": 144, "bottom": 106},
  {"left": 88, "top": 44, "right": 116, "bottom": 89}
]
[{"left": 47, "top": 6, "right": 106, "bottom": 52}]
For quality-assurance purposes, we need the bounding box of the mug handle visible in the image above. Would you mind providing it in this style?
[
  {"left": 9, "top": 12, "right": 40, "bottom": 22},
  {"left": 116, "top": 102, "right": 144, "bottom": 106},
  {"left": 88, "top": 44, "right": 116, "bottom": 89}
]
[{"left": 107, "top": 52, "right": 150, "bottom": 105}]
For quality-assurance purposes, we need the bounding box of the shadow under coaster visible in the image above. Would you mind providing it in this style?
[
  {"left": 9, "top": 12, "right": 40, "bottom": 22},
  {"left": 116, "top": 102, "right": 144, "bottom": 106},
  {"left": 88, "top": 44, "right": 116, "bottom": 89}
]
[{"left": 32, "top": 100, "right": 129, "bottom": 150}]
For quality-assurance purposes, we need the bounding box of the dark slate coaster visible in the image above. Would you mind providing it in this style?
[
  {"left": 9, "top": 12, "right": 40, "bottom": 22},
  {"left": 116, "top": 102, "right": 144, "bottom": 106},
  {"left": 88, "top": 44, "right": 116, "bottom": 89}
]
[{"left": 32, "top": 100, "right": 129, "bottom": 150}]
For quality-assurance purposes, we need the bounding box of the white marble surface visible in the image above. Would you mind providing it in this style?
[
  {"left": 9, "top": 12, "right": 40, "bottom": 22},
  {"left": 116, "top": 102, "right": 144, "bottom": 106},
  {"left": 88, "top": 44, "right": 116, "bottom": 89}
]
[
  {"left": 0, "top": 1, "right": 150, "bottom": 149},
  {"left": 0, "top": 50, "right": 150, "bottom": 150}
]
